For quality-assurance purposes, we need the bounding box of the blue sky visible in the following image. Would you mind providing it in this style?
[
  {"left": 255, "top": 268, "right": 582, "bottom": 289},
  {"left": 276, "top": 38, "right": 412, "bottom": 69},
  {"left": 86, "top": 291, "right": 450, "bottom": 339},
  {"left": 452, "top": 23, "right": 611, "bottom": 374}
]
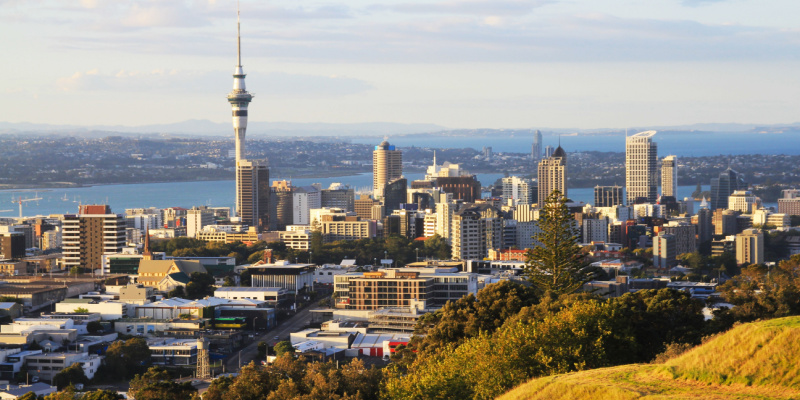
[{"left": 1, "top": 0, "right": 798, "bottom": 129}]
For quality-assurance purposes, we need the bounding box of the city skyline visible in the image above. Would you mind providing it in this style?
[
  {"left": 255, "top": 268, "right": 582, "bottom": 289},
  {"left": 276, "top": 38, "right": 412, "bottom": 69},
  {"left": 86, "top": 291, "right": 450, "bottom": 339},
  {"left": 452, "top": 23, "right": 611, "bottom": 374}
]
[{"left": 1, "top": 1, "right": 799, "bottom": 129}]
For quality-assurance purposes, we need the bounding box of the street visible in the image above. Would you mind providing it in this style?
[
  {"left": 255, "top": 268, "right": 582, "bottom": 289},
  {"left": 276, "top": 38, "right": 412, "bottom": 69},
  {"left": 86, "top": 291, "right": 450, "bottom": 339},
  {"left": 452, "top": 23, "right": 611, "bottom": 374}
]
[{"left": 223, "top": 304, "right": 317, "bottom": 373}]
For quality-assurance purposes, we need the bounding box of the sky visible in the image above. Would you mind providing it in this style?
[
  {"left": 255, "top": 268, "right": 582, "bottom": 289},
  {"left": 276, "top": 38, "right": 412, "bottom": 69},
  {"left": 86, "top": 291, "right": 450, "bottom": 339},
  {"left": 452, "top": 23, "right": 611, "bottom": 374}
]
[{"left": 1, "top": 0, "right": 799, "bottom": 130}]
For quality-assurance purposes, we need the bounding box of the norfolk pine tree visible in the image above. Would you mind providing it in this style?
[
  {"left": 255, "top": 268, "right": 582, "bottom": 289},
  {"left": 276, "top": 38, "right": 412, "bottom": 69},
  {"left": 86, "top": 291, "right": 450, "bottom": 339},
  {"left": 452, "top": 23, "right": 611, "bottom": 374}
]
[{"left": 524, "top": 190, "right": 592, "bottom": 295}]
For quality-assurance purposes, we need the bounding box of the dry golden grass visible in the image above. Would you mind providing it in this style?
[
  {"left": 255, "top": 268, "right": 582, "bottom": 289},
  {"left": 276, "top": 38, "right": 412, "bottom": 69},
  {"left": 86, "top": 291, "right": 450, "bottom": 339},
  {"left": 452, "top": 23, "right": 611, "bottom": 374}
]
[{"left": 497, "top": 317, "right": 800, "bottom": 400}]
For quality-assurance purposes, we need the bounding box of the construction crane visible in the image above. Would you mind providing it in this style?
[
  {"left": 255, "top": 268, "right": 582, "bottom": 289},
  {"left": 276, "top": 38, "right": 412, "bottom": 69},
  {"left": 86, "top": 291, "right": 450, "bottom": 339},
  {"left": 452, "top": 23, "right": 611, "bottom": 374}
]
[{"left": 14, "top": 194, "right": 43, "bottom": 218}]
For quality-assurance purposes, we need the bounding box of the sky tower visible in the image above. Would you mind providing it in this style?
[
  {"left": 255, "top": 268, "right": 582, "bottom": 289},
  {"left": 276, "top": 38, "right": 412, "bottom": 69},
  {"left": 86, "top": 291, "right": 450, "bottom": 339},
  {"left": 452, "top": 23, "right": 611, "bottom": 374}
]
[
  {"left": 228, "top": 4, "right": 269, "bottom": 230},
  {"left": 228, "top": 5, "right": 253, "bottom": 162}
]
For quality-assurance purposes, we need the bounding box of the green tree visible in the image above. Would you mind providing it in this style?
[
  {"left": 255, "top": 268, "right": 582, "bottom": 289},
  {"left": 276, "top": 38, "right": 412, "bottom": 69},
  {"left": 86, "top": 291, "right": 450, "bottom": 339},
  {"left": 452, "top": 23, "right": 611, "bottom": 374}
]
[
  {"left": 167, "top": 285, "right": 186, "bottom": 298},
  {"left": 128, "top": 367, "right": 196, "bottom": 400},
  {"left": 609, "top": 288, "right": 705, "bottom": 361},
  {"left": 186, "top": 272, "right": 216, "bottom": 299},
  {"left": 274, "top": 341, "right": 295, "bottom": 357},
  {"left": 74, "top": 307, "right": 89, "bottom": 313},
  {"left": 424, "top": 234, "right": 451, "bottom": 260},
  {"left": 714, "top": 255, "right": 800, "bottom": 329},
  {"left": 101, "top": 338, "right": 151, "bottom": 380},
  {"left": 413, "top": 280, "right": 539, "bottom": 357},
  {"left": 70, "top": 266, "right": 81, "bottom": 276},
  {"left": 17, "top": 392, "right": 38, "bottom": 400},
  {"left": 86, "top": 321, "right": 103, "bottom": 334},
  {"left": 202, "top": 375, "right": 234, "bottom": 400},
  {"left": 80, "top": 390, "right": 124, "bottom": 400},
  {"left": 44, "top": 388, "right": 77, "bottom": 400},
  {"left": 524, "top": 190, "right": 591, "bottom": 295},
  {"left": 53, "top": 363, "right": 89, "bottom": 390},
  {"left": 385, "top": 300, "right": 636, "bottom": 400}
]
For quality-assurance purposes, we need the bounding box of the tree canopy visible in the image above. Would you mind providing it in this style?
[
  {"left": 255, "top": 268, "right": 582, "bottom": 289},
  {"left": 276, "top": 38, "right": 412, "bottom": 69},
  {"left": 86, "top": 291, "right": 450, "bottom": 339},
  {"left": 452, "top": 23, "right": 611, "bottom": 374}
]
[
  {"left": 524, "top": 190, "right": 591, "bottom": 295},
  {"left": 99, "top": 337, "right": 151, "bottom": 380}
]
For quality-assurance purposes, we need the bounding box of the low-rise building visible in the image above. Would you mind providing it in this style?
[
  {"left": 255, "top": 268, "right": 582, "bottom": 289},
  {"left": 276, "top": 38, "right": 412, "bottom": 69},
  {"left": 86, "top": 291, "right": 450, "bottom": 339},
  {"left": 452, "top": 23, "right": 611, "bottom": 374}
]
[
  {"left": 148, "top": 338, "right": 198, "bottom": 366},
  {"left": 23, "top": 352, "right": 103, "bottom": 382},
  {"left": 0, "top": 382, "right": 57, "bottom": 399}
]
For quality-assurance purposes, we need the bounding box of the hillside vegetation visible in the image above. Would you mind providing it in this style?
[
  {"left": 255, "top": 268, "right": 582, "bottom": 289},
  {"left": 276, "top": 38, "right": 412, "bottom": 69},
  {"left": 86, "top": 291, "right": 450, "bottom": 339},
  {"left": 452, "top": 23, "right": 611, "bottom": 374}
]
[{"left": 498, "top": 316, "right": 800, "bottom": 400}]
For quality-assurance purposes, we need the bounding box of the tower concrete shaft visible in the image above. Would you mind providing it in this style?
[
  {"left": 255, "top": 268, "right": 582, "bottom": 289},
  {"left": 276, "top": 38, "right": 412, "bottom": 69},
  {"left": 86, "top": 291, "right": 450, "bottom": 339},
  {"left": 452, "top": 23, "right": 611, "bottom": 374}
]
[{"left": 228, "top": 6, "right": 253, "bottom": 162}]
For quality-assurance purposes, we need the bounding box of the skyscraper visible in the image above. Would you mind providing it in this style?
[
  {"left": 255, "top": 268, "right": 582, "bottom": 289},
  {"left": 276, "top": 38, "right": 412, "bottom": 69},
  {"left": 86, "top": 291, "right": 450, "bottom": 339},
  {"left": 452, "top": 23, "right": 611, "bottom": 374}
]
[
  {"left": 236, "top": 160, "right": 270, "bottom": 231},
  {"left": 710, "top": 167, "right": 744, "bottom": 210},
  {"left": 373, "top": 140, "right": 402, "bottom": 199},
  {"left": 531, "top": 130, "right": 542, "bottom": 163},
  {"left": 594, "top": 185, "right": 624, "bottom": 207},
  {"left": 62, "top": 205, "right": 126, "bottom": 272},
  {"left": 661, "top": 155, "right": 678, "bottom": 198},
  {"left": 227, "top": 7, "right": 269, "bottom": 230},
  {"left": 537, "top": 145, "right": 567, "bottom": 207},
  {"left": 626, "top": 131, "right": 658, "bottom": 204}
]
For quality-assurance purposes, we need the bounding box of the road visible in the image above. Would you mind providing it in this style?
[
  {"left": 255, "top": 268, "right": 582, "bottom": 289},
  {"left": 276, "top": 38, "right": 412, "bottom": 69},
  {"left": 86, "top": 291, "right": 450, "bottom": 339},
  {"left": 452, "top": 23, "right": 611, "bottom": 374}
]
[{"left": 224, "top": 305, "right": 316, "bottom": 373}]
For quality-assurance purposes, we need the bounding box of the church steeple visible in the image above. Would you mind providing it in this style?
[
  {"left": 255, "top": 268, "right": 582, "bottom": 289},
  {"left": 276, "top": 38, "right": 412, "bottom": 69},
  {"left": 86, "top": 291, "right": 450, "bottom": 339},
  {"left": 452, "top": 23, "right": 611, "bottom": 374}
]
[{"left": 142, "top": 228, "right": 153, "bottom": 261}]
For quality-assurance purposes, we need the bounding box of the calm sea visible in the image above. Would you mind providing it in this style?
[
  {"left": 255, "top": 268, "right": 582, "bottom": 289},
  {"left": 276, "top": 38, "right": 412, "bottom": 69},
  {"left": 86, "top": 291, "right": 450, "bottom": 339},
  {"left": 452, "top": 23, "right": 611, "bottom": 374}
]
[
  {"left": 350, "top": 131, "right": 800, "bottom": 156},
  {"left": 1, "top": 176, "right": 733, "bottom": 218}
]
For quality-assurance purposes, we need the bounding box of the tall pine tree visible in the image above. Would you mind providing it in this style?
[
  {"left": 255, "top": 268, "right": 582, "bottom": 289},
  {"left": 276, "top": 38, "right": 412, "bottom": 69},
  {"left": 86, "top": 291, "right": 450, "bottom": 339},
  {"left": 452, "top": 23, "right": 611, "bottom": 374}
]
[{"left": 524, "top": 190, "right": 591, "bottom": 295}]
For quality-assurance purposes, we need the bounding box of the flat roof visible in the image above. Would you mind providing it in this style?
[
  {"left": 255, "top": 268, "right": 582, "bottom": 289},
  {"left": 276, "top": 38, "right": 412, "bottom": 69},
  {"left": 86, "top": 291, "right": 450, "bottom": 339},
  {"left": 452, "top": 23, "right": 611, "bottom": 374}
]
[{"left": 215, "top": 287, "right": 284, "bottom": 293}]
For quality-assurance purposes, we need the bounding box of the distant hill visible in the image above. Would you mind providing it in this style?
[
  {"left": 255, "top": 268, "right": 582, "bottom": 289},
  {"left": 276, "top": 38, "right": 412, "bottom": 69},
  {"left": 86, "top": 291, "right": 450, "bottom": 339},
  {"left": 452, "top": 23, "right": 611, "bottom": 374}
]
[
  {"left": 498, "top": 317, "right": 800, "bottom": 400},
  {"left": 0, "top": 120, "right": 445, "bottom": 137},
  {"left": 2, "top": 120, "right": 799, "bottom": 139}
]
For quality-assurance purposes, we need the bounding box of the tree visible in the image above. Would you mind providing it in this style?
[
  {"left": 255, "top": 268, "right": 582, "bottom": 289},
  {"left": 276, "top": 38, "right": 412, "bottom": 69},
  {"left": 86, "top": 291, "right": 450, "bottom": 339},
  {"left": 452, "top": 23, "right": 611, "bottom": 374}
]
[
  {"left": 44, "top": 388, "right": 77, "bottom": 400},
  {"left": 53, "top": 363, "right": 89, "bottom": 390},
  {"left": 424, "top": 234, "right": 451, "bottom": 260},
  {"left": 185, "top": 272, "right": 216, "bottom": 299},
  {"left": 609, "top": 288, "right": 705, "bottom": 361},
  {"left": 86, "top": 321, "right": 103, "bottom": 334},
  {"left": 80, "top": 390, "right": 124, "bottom": 400},
  {"left": 274, "top": 341, "right": 295, "bottom": 357},
  {"left": 167, "top": 285, "right": 186, "bottom": 298},
  {"left": 101, "top": 338, "right": 151, "bottom": 379},
  {"left": 524, "top": 190, "right": 591, "bottom": 295},
  {"left": 413, "top": 280, "right": 539, "bottom": 356},
  {"left": 74, "top": 307, "right": 89, "bottom": 314},
  {"left": 70, "top": 266, "right": 81, "bottom": 276},
  {"left": 17, "top": 393, "right": 37, "bottom": 400},
  {"left": 129, "top": 367, "right": 196, "bottom": 400}
]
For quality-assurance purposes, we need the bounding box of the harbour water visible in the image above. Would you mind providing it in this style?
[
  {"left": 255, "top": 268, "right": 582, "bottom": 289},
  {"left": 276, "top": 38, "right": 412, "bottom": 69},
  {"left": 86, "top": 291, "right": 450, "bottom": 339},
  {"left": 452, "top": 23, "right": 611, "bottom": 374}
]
[{"left": 0, "top": 175, "right": 721, "bottom": 218}]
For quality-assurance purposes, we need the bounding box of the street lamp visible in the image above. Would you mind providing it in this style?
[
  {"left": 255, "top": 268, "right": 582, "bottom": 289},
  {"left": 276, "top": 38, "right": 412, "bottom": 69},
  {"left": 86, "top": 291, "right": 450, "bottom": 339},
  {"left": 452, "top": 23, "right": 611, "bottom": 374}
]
[
  {"left": 415, "top": 248, "right": 419, "bottom": 263},
  {"left": 384, "top": 251, "right": 387, "bottom": 266},
  {"left": 309, "top": 251, "right": 313, "bottom": 265}
]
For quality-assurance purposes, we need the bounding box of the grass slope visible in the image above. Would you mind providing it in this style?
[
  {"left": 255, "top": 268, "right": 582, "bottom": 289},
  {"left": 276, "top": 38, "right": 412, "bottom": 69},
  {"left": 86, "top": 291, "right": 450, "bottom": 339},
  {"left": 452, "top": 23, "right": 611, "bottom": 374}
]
[{"left": 498, "top": 317, "right": 800, "bottom": 400}]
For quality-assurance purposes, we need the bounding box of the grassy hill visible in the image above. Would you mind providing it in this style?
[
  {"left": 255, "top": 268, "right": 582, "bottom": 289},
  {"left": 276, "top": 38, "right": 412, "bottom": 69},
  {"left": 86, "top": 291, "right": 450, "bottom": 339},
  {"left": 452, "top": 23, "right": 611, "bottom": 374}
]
[{"left": 498, "top": 317, "right": 800, "bottom": 400}]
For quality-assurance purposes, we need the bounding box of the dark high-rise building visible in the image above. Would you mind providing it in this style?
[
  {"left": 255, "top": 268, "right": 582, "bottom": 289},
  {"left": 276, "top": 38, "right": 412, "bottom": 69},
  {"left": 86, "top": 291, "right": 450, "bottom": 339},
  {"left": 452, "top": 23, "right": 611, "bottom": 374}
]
[
  {"left": 321, "top": 186, "right": 355, "bottom": 212},
  {"left": 383, "top": 178, "right": 408, "bottom": 214},
  {"left": 0, "top": 233, "right": 25, "bottom": 260},
  {"left": 435, "top": 176, "right": 482, "bottom": 203},
  {"left": 710, "top": 167, "right": 745, "bottom": 210},
  {"left": 594, "top": 186, "right": 623, "bottom": 207},
  {"left": 269, "top": 181, "right": 293, "bottom": 231},
  {"left": 696, "top": 199, "right": 713, "bottom": 244},
  {"left": 236, "top": 160, "right": 270, "bottom": 231}
]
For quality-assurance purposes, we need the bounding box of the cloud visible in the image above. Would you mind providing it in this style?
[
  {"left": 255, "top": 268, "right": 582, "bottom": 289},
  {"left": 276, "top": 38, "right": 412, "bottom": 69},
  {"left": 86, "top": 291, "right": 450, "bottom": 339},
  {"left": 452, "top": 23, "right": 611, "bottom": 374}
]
[
  {"left": 681, "top": 0, "right": 730, "bottom": 7},
  {"left": 55, "top": 69, "right": 372, "bottom": 97},
  {"left": 369, "top": 0, "right": 551, "bottom": 16}
]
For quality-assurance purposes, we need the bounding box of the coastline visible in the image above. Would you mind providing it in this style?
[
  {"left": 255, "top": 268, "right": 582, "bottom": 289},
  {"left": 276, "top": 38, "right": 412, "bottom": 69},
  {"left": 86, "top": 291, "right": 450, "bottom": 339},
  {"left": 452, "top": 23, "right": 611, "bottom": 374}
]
[{"left": 0, "top": 171, "right": 372, "bottom": 191}]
